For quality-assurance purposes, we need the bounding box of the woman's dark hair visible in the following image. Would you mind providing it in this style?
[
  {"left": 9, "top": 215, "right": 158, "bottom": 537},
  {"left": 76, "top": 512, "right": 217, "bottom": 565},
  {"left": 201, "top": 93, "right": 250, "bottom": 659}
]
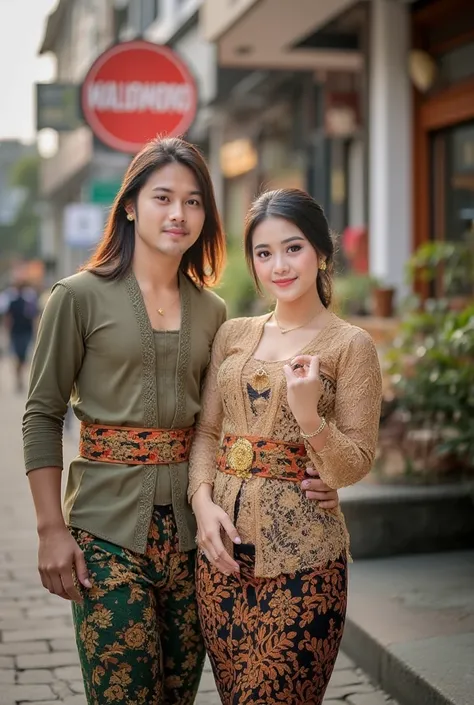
[
  {"left": 244, "top": 188, "right": 335, "bottom": 308},
  {"left": 83, "top": 137, "right": 226, "bottom": 287}
]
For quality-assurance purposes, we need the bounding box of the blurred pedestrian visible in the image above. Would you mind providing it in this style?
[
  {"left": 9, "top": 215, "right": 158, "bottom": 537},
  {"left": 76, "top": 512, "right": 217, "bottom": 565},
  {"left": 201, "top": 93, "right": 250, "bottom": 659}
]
[
  {"left": 190, "top": 189, "right": 382, "bottom": 705},
  {"left": 5, "top": 282, "right": 38, "bottom": 392}
]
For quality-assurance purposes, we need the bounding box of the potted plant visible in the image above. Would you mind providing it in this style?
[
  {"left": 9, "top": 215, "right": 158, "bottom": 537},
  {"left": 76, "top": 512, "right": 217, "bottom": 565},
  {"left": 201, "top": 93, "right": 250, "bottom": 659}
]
[
  {"left": 372, "top": 283, "right": 396, "bottom": 318},
  {"left": 383, "top": 299, "right": 474, "bottom": 479},
  {"left": 333, "top": 273, "right": 378, "bottom": 317},
  {"left": 407, "top": 231, "right": 474, "bottom": 309}
]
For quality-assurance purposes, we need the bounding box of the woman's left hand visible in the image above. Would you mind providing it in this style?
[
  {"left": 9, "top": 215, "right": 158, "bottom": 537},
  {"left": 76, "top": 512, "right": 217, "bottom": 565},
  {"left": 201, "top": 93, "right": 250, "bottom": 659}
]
[{"left": 283, "top": 355, "right": 323, "bottom": 429}]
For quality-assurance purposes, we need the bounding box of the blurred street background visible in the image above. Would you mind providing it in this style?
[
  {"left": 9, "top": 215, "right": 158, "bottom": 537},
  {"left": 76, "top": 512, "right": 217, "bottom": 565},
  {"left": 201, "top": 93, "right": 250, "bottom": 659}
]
[{"left": 0, "top": 0, "right": 473, "bottom": 704}]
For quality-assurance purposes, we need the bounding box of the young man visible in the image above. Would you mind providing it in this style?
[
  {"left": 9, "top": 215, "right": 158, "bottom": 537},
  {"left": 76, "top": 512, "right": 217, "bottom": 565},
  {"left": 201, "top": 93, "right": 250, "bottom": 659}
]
[{"left": 23, "top": 137, "right": 338, "bottom": 705}]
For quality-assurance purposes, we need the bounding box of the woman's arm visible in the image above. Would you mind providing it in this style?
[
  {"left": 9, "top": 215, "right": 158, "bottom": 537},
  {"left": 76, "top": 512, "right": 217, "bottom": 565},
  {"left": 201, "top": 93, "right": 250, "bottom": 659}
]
[
  {"left": 188, "top": 320, "right": 241, "bottom": 575},
  {"left": 188, "top": 320, "right": 228, "bottom": 501},
  {"left": 286, "top": 330, "right": 382, "bottom": 490}
]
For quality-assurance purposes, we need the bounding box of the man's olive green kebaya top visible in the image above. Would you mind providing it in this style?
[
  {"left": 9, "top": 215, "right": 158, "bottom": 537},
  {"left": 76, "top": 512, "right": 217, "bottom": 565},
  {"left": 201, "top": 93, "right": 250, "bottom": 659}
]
[{"left": 22, "top": 269, "right": 226, "bottom": 554}]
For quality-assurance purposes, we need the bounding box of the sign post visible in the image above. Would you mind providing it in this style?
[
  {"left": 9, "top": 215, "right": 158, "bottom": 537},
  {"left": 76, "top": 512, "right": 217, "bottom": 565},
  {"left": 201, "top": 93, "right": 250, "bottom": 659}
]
[
  {"left": 63, "top": 203, "right": 104, "bottom": 248},
  {"left": 81, "top": 41, "right": 198, "bottom": 153},
  {"left": 36, "top": 84, "right": 83, "bottom": 132}
]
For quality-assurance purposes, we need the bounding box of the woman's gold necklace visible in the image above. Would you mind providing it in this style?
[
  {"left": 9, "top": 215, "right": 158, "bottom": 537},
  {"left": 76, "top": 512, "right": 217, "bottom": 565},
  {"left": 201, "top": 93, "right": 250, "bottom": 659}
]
[
  {"left": 272, "top": 310, "right": 322, "bottom": 334},
  {"left": 252, "top": 311, "right": 321, "bottom": 392}
]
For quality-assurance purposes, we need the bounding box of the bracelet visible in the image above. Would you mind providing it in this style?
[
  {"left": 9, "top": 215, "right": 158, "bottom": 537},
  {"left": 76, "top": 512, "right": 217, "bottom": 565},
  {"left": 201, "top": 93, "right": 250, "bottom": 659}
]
[{"left": 300, "top": 417, "right": 326, "bottom": 439}]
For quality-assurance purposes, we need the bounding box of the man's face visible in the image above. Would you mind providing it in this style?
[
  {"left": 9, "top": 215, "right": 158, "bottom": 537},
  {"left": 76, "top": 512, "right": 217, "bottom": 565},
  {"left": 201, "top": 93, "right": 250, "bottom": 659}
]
[{"left": 128, "top": 162, "right": 206, "bottom": 261}]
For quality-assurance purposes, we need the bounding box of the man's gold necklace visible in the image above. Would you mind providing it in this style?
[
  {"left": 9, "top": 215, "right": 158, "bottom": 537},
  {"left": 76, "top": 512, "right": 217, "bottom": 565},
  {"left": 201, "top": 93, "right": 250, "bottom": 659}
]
[{"left": 144, "top": 291, "right": 180, "bottom": 317}]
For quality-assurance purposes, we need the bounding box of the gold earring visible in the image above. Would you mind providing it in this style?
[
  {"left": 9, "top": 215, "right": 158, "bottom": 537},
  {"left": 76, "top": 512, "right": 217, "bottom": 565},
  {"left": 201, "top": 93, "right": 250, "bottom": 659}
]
[
  {"left": 319, "top": 261, "right": 327, "bottom": 271},
  {"left": 126, "top": 213, "right": 134, "bottom": 222}
]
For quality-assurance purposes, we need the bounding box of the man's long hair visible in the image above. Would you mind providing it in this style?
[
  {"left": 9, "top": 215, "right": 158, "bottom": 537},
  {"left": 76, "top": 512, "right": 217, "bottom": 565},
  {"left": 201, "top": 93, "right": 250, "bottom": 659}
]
[{"left": 82, "top": 137, "right": 226, "bottom": 287}]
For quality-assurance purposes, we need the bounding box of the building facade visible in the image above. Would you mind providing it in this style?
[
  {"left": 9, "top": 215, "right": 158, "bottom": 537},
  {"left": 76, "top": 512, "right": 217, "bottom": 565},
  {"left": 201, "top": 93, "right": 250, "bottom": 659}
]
[
  {"left": 38, "top": 0, "right": 130, "bottom": 280},
  {"left": 200, "top": 0, "right": 474, "bottom": 302},
  {"left": 200, "top": 0, "right": 366, "bottom": 263},
  {"left": 37, "top": 0, "right": 474, "bottom": 301}
]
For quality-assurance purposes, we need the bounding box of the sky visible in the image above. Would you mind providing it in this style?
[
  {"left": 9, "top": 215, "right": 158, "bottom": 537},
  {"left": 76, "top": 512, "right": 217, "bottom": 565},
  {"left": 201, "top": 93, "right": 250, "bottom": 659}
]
[{"left": 0, "top": 0, "right": 57, "bottom": 142}]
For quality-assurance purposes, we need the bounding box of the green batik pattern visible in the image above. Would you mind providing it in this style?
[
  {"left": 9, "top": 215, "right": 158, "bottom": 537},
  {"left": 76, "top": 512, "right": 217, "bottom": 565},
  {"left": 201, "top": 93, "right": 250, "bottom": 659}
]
[{"left": 71, "top": 506, "right": 205, "bottom": 705}]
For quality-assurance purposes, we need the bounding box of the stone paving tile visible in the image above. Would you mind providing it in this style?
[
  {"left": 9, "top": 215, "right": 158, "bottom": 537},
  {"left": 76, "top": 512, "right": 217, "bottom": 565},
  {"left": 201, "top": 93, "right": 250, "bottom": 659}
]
[
  {"left": 3, "top": 626, "right": 74, "bottom": 643},
  {"left": 324, "top": 683, "right": 381, "bottom": 700},
  {"left": 0, "top": 685, "right": 56, "bottom": 701},
  {"left": 348, "top": 693, "right": 397, "bottom": 705},
  {"left": 17, "top": 670, "right": 56, "bottom": 684},
  {"left": 198, "top": 668, "right": 220, "bottom": 692},
  {"left": 69, "top": 682, "right": 86, "bottom": 694},
  {"left": 49, "top": 639, "right": 77, "bottom": 652},
  {"left": 333, "top": 651, "right": 356, "bottom": 670},
  {"left": 50, "top": 681, "right": 75, "bottom": 699},
  {"left": 328, "top": 669, "right": 370, "bottom": 688},
  {"left": 0, "top": 618, "right": 73, "bottom": 632},
  {"left": 0, "top": 642, "right": 49, "bottom": 656},
  {"left": 0, "top": 670, "right": 16, "bottom": 684},
  {"left": 16, "top": 652, "right": 81, "bottom": 670},
  {"left": 53, "top": 666, "right": 83, "bottom": 681},
  {"left": 195, "top": 694, "right": 222, "bottom": 705}
]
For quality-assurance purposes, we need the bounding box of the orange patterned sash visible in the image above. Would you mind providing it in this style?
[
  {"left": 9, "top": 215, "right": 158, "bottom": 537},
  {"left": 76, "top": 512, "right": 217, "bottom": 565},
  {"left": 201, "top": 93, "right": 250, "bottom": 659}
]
[
  {"left": 79, "top": 422, "right": 195, "bottom": 465},
  {"left": 217, "top": 433, "right": 308, "bottom": 483}
]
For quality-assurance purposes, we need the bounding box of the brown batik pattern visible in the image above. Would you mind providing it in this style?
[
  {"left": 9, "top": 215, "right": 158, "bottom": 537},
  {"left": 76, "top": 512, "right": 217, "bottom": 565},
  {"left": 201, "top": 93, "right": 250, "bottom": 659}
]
[
  {"left": 217, "top": 434, "right": 308, "bottom": 482},
  {"left": 79, "top": 422, "right": 194, "bottom": 465},
  {"left": 197, "top": 546, "right": 347, "bottom": 705},
  {"left": 71, "top": 506, "right": 205, "bottom": 705}
]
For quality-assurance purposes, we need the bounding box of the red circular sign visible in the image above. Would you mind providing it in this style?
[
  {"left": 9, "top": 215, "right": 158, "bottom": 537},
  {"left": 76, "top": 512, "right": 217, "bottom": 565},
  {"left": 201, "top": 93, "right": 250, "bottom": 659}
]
[{"left": 81, "top": 41, "right": 198, "bottom": 153}]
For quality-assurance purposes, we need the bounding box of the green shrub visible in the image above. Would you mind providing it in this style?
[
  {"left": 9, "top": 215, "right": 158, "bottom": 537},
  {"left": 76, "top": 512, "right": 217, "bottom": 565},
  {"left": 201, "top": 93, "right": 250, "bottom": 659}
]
[
  {"left": 216, "top": 239, "right": 258, "bottom": 318},
  {"left": 386, "top": 299, "right": 474, "bottom": 467}
]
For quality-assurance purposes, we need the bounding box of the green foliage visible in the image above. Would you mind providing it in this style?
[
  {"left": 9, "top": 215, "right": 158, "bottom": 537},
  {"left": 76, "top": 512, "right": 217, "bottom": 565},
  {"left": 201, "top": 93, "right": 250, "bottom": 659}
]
[
  {"left": 333, "top": 273, "right": 379, "bottom": 316},
  {"left": 10, "top": 153, "right": 39, "bottom": 194},
  {"left": 0, "top": 153, "right": 41, "bottom": 259},
  {"left": 407, "top": 235, "right": 474, "bottom": 296},
  {"left": 386, "top": 299, "right": 474, "bottom": 466},
  {"left": 216, "top": 238, "right": 258, "bottom": 318}
]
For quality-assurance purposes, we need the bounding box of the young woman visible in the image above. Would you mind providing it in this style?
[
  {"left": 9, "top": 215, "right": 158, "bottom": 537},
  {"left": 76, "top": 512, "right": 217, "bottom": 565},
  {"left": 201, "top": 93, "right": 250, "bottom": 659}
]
[
  {"left": 23, "top": 140, "right": 339, "bottom": 705},
  {"left": 189, "top": 188, "right": 382, "bottom": 705}
]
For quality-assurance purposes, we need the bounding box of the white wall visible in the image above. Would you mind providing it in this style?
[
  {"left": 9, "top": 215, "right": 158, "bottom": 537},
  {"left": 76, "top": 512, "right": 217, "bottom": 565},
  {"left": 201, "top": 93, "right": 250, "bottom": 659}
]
[
  {"left": 348, "top": 138, "right": 365, "bottom": 228},
  {"left": 368, "top": 0, "right": 412, "bottom": 296},
  {"left": 173, "top": 25, "right": 217, "bottom": 105},
  {"left": 145, "top": 0, "right": 202, "bottom": 44}
]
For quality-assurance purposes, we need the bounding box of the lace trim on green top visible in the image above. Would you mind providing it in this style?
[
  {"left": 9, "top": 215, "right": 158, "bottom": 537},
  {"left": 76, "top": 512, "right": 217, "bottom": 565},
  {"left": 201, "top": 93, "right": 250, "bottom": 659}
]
[{"left": 125, "top": 272, "right": 158, "bottom": 552}]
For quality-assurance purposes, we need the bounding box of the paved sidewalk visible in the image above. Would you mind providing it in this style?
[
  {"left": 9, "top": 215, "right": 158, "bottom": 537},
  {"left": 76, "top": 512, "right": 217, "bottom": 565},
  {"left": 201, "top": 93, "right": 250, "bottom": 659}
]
[{"left": 0, "top": 358, "right": 398, "bottom": 705}]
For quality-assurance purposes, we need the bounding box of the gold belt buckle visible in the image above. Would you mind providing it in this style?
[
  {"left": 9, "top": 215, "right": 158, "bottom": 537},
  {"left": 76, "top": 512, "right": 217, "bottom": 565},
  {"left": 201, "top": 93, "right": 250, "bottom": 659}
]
[{"left": 227, "top": 438, "right": 253, "bottom": 480}]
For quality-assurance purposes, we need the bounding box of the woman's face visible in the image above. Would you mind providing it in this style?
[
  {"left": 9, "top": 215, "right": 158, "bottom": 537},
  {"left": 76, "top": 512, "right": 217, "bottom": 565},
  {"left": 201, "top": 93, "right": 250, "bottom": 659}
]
[{"left": 252, "top": 216, "right": 321, "bottom": 303}]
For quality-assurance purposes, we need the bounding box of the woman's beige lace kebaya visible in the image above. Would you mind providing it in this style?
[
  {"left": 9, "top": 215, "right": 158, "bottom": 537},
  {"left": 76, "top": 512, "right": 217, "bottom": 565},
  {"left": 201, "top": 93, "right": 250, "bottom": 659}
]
[{"left": 188, "top": 313, "right": 383, "bottom": 578}]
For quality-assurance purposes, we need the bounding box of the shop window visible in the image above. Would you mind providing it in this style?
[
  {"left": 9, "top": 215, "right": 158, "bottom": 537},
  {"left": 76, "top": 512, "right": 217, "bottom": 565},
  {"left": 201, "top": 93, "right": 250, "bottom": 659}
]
[
  {"left": 430, "top": 121, "right": 474, "bottom": 295},
  {"left": 436, "top": 41, "right": 474, "bottom": 87},
  {"left": 432, "top": 122, "right": 474, "bottom": 242}
]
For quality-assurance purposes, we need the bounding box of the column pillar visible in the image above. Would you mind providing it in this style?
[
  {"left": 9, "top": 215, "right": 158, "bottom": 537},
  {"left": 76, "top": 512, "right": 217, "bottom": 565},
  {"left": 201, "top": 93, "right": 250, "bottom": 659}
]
[{"left": 369, "top": 0, "right": 412, "bottom": 297}]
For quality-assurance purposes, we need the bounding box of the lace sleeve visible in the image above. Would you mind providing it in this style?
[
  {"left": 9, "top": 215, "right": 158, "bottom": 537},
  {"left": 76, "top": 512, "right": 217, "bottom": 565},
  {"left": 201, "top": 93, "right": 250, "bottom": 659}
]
[
  {"left": 306, "top": 329, "right": 382, "bottom": 489},
  {"left": 187, "top": 320, "right": 231, "bottom": 501}
]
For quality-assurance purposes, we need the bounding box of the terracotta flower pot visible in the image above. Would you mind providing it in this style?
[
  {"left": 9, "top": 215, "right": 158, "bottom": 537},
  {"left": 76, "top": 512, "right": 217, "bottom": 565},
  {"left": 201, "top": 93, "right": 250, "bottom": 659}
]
[{"left": 373, "top": 287, "right": 395, "bottom": 318}]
